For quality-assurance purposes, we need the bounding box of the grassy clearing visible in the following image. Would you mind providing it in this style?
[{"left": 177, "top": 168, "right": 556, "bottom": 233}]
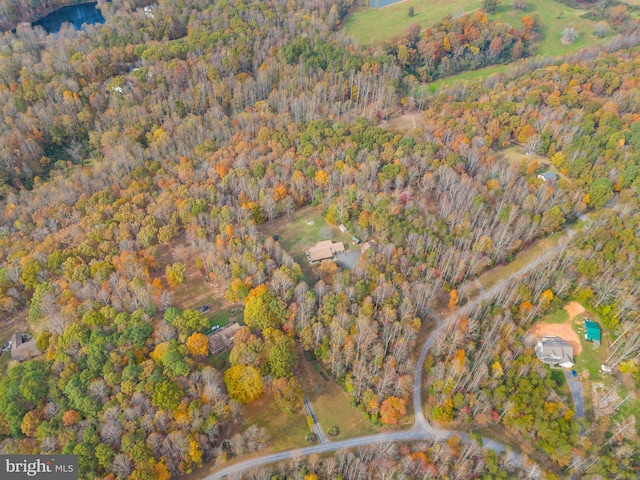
[
  {"left": 243, "top": 394, "right": 310, "bottom": 451},
  {"left": 428, "top": 64, "right": 509, "bottom": 91},
  {"left": 346, "top": 0, "right": 608, "bottom": 53},
  {"left": 345, "top": 0, "right": 480, "bottom": 45},
  {"left": 490, "top": 2, "right": 608, "bottom": 57},
  {"left": 299, "top": 357, "right": 383, "bottom": 438},
  {"left": 209, "top": 307, "right": 243, "bottom": 329},
  {"left": 544, "top": 308, "right": 570, "bottom": 324},
  {"left": 572, "top": 320, "right": 607, "bottom": 380},
  {"left": 261, "top": 206, "right": 354, "bottom": 280}
]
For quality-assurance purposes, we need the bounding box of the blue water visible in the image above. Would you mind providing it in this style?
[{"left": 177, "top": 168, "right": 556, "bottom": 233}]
[
  {"left": 370, "top": 0, "right": 405, "bottom": 8},
  {"left": 32, "top": 2, "right": 105, "bottom": 33}
]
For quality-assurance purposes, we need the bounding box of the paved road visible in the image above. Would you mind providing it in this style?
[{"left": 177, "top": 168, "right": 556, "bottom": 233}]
[
  {"left": 205, "top": 221, "right": 586, "bottom": 479},
  {"left": 303, "top": 397, "right": 327, "bottom": 444},
  {"left": 564, "top": 370, "right": 584, "bottom": 419}
]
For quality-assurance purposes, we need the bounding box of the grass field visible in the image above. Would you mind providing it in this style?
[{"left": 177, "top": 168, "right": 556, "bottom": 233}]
[
  {"left": 345, "top": 0, "right": 479, "bottom": 45},
  {"left": 490, "top": 3, "right": 608, "bottom": 57},
  {"left": 299, "top": 357, "right": 383, "bottom": 438},
  {"left": 243, "top": 394, "right": 310, "bottom": 451},
  {"left": 346, "top": 0, "right": 608, "bottom": 55},
  {"left": 261, "top": 206, "right": 354, "bottom": 280},
  {"left": 427, "top": 64, "right": 509, "bottom": 91},
  {"left": 572, "top": 319, "right": 607, "bottom": 380},
  {"left": 544, "top": 308, "right": 570, "bottom": 324}
]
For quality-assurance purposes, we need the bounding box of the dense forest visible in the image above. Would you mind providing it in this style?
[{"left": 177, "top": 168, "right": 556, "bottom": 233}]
[{"left": 0, "top": 0, "right": 638, "bottom": 478}]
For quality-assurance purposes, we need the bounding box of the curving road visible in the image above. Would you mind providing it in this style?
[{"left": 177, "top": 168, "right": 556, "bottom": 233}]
[{"left": 205, "top": 229, "right": 577, "bottom": 479}]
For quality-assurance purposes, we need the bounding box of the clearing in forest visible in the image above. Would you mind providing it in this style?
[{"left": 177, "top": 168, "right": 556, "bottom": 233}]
[
  {"left": 298, "top": 357, "right": 384, "bottom": 438},
  {"left": 529, "top": 302, "right": 585, "bottom": 355},
  {"left": 260, "top": 206, "right": 354, "bottom": 279}
]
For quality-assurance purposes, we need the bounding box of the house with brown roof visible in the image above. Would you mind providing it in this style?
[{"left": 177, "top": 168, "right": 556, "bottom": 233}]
[
  {"left": 305, "top": 240, "right": 346, "bottom": 264},
  {"left": 11, "top": 333, "right": 40, "bottom": 362},
  {"left": 208, "top": 323, "right": 242, "bottom": 356}
]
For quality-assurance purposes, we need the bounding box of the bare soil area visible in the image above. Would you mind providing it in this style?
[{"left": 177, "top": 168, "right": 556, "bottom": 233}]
[
  {"left": 529, "top": 322, "right": 582, "bottom": 355},
  {"left": 564, "top": 301, "right": 585, "bottom": 321}
]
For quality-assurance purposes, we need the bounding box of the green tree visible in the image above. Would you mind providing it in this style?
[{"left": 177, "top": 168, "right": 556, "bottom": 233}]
[
  {"left": 482, "top": 0, "right": 498, "bottom": 13},
  {"left": 152, "top": 380, "right": 183, "bottom": 410},
  {"left": 162, "top": 341, "right": 190, "bottom": 377},
  {"left": 267, "top": 334, "right": 297, "bottom": 378},
  {"left": 589, "top": 178, "right": 614, "bottom": 209},
  {"left": 244, "top": 285, "right": 285, "bottom": 331}
]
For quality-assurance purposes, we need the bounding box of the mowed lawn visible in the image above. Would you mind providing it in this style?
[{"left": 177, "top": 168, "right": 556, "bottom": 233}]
[
  {"left": 543, "top": 308, "right": 570, "bottom": 325},
  {"left": 243, "top": 394, "right": 310, "bottom": 451},
  {"left": 299, "top": 357, "right": 382, "bottom": 438},
  {"left": 260, "top": 206, "right": 353, "bottom": 280},
  {"left": 572, "top": 317, "right": 608, "bottom": 380}
]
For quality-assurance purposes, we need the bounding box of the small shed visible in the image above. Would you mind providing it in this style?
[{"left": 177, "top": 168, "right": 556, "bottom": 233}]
[
  {"left": 338, "top": 224, "right": 348, "bottom": 233},
  {"left": 584, "top": 320, "right": 601, "bottom": 346},
  {"left": 351, "top": 236, "right": 361, "bottom": 244}
]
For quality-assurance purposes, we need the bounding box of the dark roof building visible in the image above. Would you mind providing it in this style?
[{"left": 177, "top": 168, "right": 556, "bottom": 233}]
[
  {"left": 538, "top": 171, "right": 558, "bottom": 183},
  {"left": 535, "top": 336, "right": 574, "bottom": 368},
  {"left": 584, "top": 320, "right": 601, "bottom": 346},
  {"left": 11, "top": 333, "right": 40, "bottom": 362},
  {"left": 208, "top": 323, "right": 242, "bottom": 356}
]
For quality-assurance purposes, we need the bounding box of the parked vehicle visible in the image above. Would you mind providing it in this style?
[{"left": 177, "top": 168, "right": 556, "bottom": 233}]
[
  {"left": 196, "top": 305, "right": 210, "bottom": 313},
  {"left": 210, "top": 325, "right": 221, "bottom": 333}
]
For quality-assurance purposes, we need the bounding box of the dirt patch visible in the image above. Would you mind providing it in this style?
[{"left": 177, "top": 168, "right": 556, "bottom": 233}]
[
  {"left": 380, "top": 110, "right": 425, "bottom": 131},
  {"left": 529, "top": 322, "right": 582, "bottom": 355},
  {"left": 564, "top": 301, "right": 585, "bottom": 322}
]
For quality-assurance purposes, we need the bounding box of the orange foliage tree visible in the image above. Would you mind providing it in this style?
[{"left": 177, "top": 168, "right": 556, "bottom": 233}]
[
  {"left": 380, "top": 397, "right": 407, "bottom": 425},
  {"left": 186, "top": 332, "right": 209, "bottom": 357}
]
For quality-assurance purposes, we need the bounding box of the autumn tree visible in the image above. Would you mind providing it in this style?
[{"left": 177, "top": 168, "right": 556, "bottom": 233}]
[
  {"left": 186, "top": 332, "right": 209, "bottom": 357},
  {"left": 166, "top": 262, "right": 187, "bottom": 288},
  {"left": 380, "top": 397, "right": 407, "bottom": 425},
  {"left": 224, "top": 365, "right": 264, "bottom": 404},
  {"left": 272, "top": 377, "right": 304, "bottom": 414},
  {"left": 244, "top": 285, "right": 285, "bottom": 331}
]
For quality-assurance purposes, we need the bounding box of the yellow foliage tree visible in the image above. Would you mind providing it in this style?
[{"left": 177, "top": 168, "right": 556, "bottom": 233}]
[
  {"left": 153, "top": 462, "right": 171, "bottom": 480},
  {"left": 150, "top": 342, "right": 169, "bottom": 362},
  {"left": 186, "top": 332, "right": 209, "bottom": 357},
  {"left": 224, "top": 364, "right": 264, "bottom": 404},
  {"left": 448, "top": 289, "right": 459, "bottom": 309}
]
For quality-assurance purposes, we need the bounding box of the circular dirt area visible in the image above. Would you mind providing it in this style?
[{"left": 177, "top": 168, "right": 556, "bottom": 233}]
[
  {"left": 564, "top": 301, "right": 585, "bottom": 321},
  {"left": 529, "top": 322, "right": 582, "bottom": 355}
]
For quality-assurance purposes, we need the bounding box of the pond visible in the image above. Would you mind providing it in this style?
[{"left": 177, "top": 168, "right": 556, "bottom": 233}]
[
  {"left": 32, "top": 2, "right": 105, "bottom": 33},
  {"left": 369, "top": 0, "right": 405, "bottom": 8}
]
